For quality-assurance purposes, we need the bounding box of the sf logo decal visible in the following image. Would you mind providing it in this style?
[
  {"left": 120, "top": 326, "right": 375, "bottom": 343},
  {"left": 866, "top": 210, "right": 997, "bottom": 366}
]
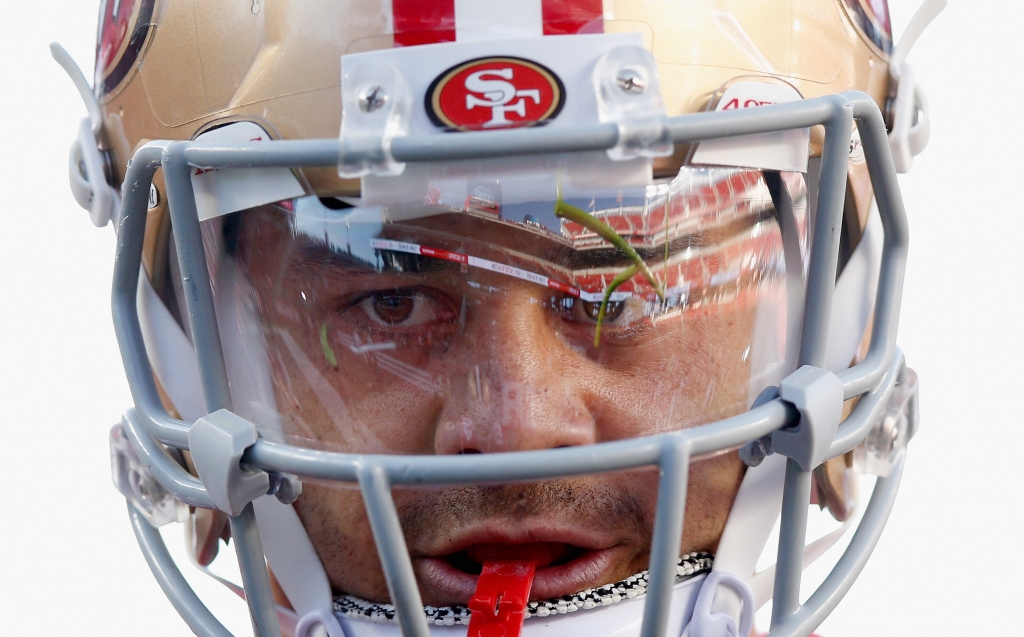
[
  {"left": 428, "top": 57, "right": 565, "bottom": 132},
  {"left": 464, "top": 68, "right": 543, "bottom": 128}
]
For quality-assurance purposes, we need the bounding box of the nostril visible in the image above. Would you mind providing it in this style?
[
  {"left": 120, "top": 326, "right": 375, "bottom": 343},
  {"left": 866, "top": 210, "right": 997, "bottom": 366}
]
[{"left": 457, "top": 448, "right": 482, "bottom": 455}]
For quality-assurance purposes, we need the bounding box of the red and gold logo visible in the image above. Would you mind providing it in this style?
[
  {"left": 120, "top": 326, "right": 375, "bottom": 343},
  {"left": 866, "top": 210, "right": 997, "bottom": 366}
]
[{"left": 426, "top": 57, "right": 565, "bottom": 132}]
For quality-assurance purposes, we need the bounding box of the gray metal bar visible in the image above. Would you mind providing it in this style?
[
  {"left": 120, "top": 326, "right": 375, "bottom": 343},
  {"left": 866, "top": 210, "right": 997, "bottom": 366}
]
[
  {"left": 772, "top": 96, "right": 852, "bottom": 628},
  {"left": 799, "top": 97, "right": 852, "bottom": 369},
  {"left": 668, "top": 96, "right": 846, "bottom": 145},
  {"left": 173, "top": 95, "right": 850, "bottom": 170},
  {"left": 229, "top": 504, "right": 283, "bottom": 637},
  {"left": 136, "top": 140, "right": 286, "bottom": 637},
  {"left": 770, "top": 460, "right": 814, "bottom": 628},
  {"left": 128, "top": 503, "right": 235, "bottom": 637},
  {"left": 162, "top": 142, "right": 234, "bottom": 415},
  {"left": 770, "top": 454, "right": 906, "bottom": 637},
  {"left": 827, "top": 351, "right": 904, "bottom": 459},
  {"left": 122, "top": 408, "right": 216, "bottom": 509},
  {"left": 357, "top": 463, "right": 432, "bottom": 637},
  {"left": 243, "top": 399, "right": 794, "bottom": 485},
  {"left": 639, "top": 440, "right": 692, "bottom": 637},
  {"left": 111, "top": 142, "right": 192, "bottom": 449},
  {"left": 763, "top": 171, "right": 806, "bottom": 368},
  {"left": 836, "top": 95, "right": 910, "bottom": 399}
]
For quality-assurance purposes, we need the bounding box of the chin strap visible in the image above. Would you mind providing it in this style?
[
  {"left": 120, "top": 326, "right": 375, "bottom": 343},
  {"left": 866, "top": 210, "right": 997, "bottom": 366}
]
[
  {"left": 702, "top": 431, "right": 859, "bottom": 634},
  {"left": 887, "top": 0, "right": 946, "bottom": 174},
  {"left": 139, "top": 269, "right": 342, "bottom": 636},
  {"left": 50, "top": 42, "right": 122, "bottom": 228},
  {"left": 295, "top": 609, "right": 346, "bottom": 637},
  {"left": 252, "top": 496, "right": 346, "bottom": 637},
  {"left": 687, "top": 572, "right": 754, "bottom": 637}
]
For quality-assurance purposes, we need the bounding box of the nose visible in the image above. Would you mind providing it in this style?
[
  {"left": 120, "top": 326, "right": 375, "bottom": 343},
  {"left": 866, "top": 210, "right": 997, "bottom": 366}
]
[{"left": 433, "top": 286, "right": 596, "bottom": 455}]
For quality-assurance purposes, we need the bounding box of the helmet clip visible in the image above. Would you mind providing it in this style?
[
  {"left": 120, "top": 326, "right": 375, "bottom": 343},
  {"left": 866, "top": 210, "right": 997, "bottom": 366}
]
[
  {"left": 854, "top": 368, "right": 919, "bottom": 477},
  {"left": 593, "top": 45, "right": 672, "bottom": 161},
  {"left": 771, "top": 366, "right": 844, "bottom": 471},
  {"left": 110, "top": 423, "right": 189, "bottom": 527},
  {"left": 886, "top": 0, "right": 946, "bottom": 173},
  {"left": 338, "top": 60, "right": 412, "bottom": 178},
  {"left": 187, "top": 410, "right": 273, "bottom": 517}
]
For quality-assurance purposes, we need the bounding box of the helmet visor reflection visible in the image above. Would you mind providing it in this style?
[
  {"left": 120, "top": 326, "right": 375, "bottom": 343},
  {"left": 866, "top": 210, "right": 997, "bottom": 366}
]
[{"left": 205, "top": 166, "right": 806, "bottom": 454}]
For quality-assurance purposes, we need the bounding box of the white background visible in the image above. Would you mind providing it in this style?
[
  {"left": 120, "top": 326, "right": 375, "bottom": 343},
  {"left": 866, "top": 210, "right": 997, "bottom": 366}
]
[{"left": 1, "top": 2, "right": 1020, "bottom": 636}]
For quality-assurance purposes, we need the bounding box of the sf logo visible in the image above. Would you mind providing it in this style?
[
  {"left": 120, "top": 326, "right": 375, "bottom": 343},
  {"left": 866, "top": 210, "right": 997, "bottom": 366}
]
[
  {"left": 464, "top": 68, "right": 542, "bottom": 128},
  {"left": 429, "top": 57, "right": 563, "bottom": 132}
]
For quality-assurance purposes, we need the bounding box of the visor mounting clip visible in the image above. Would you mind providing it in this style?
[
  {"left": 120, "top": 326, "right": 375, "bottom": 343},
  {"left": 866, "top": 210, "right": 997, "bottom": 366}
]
[
  {"left": 593, "top": 45, "right": 672, "bottom": 161},
  {"left": 338, "top": 60, "right": 411, "bottom": 178}
]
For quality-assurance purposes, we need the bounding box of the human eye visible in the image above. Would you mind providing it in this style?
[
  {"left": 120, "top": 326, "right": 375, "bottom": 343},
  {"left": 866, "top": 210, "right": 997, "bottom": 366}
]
[
  {"left": 560, "top": 296, "right": 653, "bottom": 346},
  {"left": 349, "top": 286, "right": 458, "bottom": 330},
  {"left": 573, "top": 298, "right": 626, "bottom": 324}
]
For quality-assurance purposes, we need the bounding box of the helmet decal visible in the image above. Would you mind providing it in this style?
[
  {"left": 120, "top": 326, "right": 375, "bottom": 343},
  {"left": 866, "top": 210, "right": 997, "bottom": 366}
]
[
  {"left": 426, "top": 57, "right": 565, "bottom": 131},
  {"left": 95, "top": 0, "right": 156, "bottom": 98},
  {"left": 841, "top": 0, "right": 893, "bottom": 54}
]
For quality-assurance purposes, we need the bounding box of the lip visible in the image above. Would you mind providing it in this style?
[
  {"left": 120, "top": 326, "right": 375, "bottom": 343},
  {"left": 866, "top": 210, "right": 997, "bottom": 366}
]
[{"left": 414, "top": 526, "right": 626, "bottom": 604}]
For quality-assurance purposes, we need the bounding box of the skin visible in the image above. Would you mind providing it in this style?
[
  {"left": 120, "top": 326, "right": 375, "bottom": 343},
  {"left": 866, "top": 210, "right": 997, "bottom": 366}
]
[{"left": 235, "top": 204, "right": 757, "bottom": 607}]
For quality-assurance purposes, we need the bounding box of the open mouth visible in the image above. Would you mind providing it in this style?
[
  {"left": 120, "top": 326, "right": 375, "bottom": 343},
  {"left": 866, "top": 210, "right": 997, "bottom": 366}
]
[
  {"left": 444, "top": 541, "right": 585, "bottom": 574},
  {"left": 416, "top": 540, "right": 622, "bottom": 605}
]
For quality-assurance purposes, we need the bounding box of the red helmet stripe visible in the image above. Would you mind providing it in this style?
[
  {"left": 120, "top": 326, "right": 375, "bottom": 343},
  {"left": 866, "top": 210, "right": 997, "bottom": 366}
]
[
  {"left": 541, "top": 0, "right": 604, "bottom": 35},
  {"left": 391, "top": 0, "right": 605, "bottom": 48},
  {"left": 392, "top": 0, "right": 456, "bottom": 47}
]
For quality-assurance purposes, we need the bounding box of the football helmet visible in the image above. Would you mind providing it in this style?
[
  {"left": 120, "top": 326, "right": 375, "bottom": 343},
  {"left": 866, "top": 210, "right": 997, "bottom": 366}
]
[{"left": 54, "top": 0, "right": 941, "bottom": 635}]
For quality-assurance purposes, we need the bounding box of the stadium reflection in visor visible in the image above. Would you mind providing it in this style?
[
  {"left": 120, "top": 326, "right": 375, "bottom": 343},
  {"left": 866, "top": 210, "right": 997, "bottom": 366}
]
[{"left": 203, "top": 166, "right": 808, "bottom": 605}]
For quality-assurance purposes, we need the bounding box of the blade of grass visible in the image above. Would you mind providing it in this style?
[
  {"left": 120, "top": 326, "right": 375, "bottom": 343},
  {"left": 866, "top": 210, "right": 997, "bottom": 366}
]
[
  {"left": 593, "top": 264, "right": 639, "bottom": 347},
  {"left": 554, "top": 199, "right": 664, "bottom": 301}
]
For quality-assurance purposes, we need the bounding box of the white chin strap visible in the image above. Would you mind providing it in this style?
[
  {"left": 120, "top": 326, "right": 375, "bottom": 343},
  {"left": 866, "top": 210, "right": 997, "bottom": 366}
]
[
  {"left": 695, "top": 200, "right": 885, "bottom": 634},
  {"left": 887, "top": 0, "right": 945, "bottom": 174},
  {"left": 825, "top": 203, "right": 883, "bottom": 374},
  {"left": 138, "top": 258, "right": 344, "bottom": 637}
]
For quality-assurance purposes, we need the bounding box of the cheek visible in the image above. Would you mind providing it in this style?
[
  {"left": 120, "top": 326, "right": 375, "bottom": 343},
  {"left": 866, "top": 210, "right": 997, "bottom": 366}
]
[
  {"left": 293, "top": 485, "right": 392, "bottom": 602},
  {"left": 263, "top": 326, "right": 444, "bottom": 453},
  {"left": 682, "top": 452, "right": 747, "bottom": 553},
  {"left": 589, "top": 301, "right": 758, "bottom": 440}
]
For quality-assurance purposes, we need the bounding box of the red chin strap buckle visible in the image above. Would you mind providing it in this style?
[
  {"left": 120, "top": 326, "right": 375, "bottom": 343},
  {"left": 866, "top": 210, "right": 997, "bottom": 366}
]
[{"left": 466, "top": 560, "right": 537, "bottom": 637}]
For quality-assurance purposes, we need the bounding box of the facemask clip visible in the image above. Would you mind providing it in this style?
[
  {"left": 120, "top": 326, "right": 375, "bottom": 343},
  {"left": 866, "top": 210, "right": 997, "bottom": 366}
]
[
  {"left": 855, "top": 367, "right": 918, "bottom": 477},
  {"left": 592, "top": 45, "right": 672, "bottom": 161},
  {"left": 110, "top": 423, "right": 189, "bottom": 527},
  {"left": 338, "top": 60, "right": 411, "bottom": 178},
  {"left": 187, "top": 410, "right": 272, "bottom": 517},
  {"left": 771, "top": 366, "right": 844, "bottom": 471}
]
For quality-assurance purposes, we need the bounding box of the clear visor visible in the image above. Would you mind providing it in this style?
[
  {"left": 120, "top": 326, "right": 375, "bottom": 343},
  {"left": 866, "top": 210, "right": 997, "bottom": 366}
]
[{"left": 201, "top": 161, "right": 808, "bottom": 456}]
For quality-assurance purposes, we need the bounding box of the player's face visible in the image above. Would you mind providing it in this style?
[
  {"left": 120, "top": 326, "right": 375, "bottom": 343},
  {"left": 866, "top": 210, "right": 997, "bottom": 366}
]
[{"left": 228, "top": 167, "right": 793, "bottom": 604}]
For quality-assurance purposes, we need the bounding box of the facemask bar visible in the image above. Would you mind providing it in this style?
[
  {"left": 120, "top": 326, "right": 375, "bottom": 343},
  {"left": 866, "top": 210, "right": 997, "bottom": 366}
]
[{"left": 110, "top": 91, "right": 912, "bottom": 637}]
